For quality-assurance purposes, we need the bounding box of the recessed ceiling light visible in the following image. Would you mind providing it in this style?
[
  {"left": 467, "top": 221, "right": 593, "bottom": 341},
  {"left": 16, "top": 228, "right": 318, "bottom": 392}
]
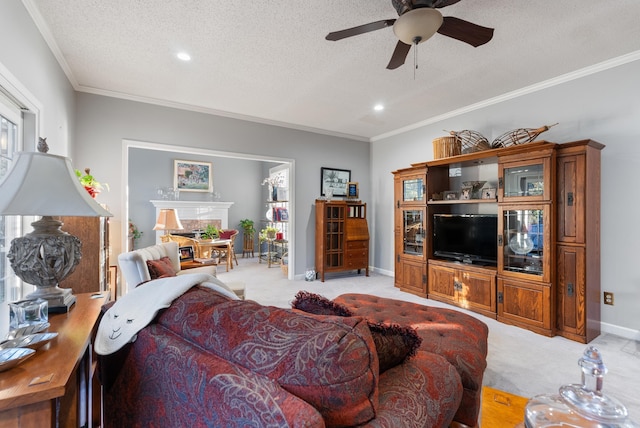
[
  {"left": 374, "top": 104, "right": 384, "bottom": 111},
  {"left": 177, "top": 52, "right": 191, "bottom": 61}
]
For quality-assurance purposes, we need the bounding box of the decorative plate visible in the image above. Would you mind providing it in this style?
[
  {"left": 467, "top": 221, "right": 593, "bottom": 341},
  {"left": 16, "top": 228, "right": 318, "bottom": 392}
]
[
  {"left": 5, "top": 322, "right": 50, "bottom": 341},
  {"left": 0, "top": 332, "right": 58, "bottom": 351},
  {"left": 0, "top": 347, "right": 36, "bottom": 372}
]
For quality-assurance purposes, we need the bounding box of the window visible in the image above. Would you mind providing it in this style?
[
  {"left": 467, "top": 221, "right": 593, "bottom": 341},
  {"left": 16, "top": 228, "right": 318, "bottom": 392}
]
[{"left": 0, "top": 91, "right": 24, "bottom": 303}]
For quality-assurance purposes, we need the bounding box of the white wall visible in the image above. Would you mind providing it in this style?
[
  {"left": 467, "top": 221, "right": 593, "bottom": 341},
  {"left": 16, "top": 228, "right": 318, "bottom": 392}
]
[{"left": 371, "top": 57, "right": 640, "bottom": 339}]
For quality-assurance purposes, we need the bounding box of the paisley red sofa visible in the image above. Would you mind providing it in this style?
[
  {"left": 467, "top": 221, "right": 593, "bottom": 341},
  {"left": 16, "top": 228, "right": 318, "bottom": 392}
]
[{"left": 101, "top": 286, "right": 486, "bottom": 428}]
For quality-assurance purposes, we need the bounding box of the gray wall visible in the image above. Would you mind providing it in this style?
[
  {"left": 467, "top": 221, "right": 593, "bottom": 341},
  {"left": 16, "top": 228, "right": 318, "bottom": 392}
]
[
  {"left": 73, "top": 93, "right": 371, "bottom": 276},
  {"left": 0, "top": 0, "right": 77, "bottom": 338},
  {"left": 129, "top": 147, "right": 268, "bottom": 252},
  {"left": 372, "top": 57, "right": 640, "bottom": 339}
]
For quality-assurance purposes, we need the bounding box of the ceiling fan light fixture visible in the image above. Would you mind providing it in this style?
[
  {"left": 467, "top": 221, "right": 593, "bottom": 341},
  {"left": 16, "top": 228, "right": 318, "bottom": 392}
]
[{"left": 393, "top": 8, "right": 443, "bottom": 45}]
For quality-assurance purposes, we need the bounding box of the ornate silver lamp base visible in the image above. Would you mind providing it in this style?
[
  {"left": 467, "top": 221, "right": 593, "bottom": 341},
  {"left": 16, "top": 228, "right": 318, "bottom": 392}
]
[{"left": 7, "top": 216, "right": 82, "bottom": 313}]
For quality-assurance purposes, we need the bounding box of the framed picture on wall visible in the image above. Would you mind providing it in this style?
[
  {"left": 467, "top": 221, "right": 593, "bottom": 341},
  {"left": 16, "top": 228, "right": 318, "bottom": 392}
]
[
  {"left": 347, "top": 182, "right": 359, "bottom": 199},
  {"left": 174, "top": 160, "right": 212, "bottom": 192},
  {"left": 321, "top": 167, "right": 351, "bottom": 197}
]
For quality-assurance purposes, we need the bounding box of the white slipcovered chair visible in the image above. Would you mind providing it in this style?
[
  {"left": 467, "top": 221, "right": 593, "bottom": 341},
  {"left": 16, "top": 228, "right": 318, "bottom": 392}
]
[{"left": 118, "top": 241, "right": 245, "bottom": 299}]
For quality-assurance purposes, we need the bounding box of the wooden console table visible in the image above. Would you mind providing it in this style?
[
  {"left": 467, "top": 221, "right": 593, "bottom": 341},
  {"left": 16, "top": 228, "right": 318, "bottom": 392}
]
[{"left": 0, "top": 292, "right": 108, "bottom": 428}]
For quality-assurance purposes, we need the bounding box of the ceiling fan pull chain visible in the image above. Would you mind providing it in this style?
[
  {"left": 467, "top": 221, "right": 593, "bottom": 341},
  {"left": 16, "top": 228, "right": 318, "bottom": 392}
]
[{"left": 413, "top": 36, "right": 421, "bottom": 79}]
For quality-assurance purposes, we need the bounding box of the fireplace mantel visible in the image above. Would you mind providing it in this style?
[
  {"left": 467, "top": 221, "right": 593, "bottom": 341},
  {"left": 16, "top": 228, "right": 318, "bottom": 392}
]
[{"left": 150, "top": 200, "right": 234, "bottom": 242}]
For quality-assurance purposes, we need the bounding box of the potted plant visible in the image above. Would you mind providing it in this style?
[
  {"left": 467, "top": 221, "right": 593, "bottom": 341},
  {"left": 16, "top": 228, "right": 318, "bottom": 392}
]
[
  {"left": 239, "top": 219, "right": 256, "bottom": 257},
  {"left": 239, "top": 219, "right": 256, "bottom": 235},
  {"left": 259, "top": 226, "right": 278, "bottom": 242},
  {"left": 128, "top": 220, "right": 143, "bottom": 250},
  {"left": 75, "top": 168, "right": 109, "bottom": 198},
  {"left": 201, "top": 224, "right": 220, "bottom": 240}
]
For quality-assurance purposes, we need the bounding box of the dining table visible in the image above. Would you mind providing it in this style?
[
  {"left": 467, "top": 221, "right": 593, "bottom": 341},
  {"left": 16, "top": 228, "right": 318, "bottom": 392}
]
[{"left": 197, "top": 238, "right": 233, "bottom": 272}]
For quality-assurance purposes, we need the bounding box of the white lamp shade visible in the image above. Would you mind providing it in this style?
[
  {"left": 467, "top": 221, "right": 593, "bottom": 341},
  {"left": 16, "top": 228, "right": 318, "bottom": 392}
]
[
  {"left": 393, "top": 8, "right": 443, "bottom": 45},
  {"left": 0, "top": 151, "right": 112, "bottom": 217},
  {"left": 153, "top": 208, "right": 183, "bottom": 231}
]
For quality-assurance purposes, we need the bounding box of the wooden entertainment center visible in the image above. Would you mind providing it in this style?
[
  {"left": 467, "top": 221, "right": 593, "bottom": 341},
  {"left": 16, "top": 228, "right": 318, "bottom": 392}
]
[{"left": 393, "top": 140, "right": 604, "bottom": 343}]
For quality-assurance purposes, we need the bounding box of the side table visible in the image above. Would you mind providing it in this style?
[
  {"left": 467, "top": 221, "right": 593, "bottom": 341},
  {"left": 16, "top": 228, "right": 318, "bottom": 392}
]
[
  {"left": 0, "top": 292, "right": 108, "bottom": 428},
  {"left": 479, "top": 386, "right": 528, "bottom": 428},
  {"left": 180, "top": 260, "right": 217, "bottom": 270}
]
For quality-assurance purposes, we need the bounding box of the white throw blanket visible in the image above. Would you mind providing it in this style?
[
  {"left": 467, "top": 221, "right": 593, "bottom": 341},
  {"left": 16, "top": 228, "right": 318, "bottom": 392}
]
[{"left": 95, "top": 273, "right": 238, "bottom": 355}]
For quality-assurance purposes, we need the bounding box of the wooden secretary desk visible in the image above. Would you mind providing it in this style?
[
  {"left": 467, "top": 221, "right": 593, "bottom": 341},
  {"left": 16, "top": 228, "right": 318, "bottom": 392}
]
[{"left": 0, "top": 293, "right": 107, "bottom": 427}]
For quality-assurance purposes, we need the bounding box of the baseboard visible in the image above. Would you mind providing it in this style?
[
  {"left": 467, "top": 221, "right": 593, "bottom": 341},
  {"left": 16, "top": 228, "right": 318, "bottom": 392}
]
[
  {"left": 370, "top": 266, "right": 393, "bottom": 277},
  {"left": 601, "top": 321, "right": 640, "bottom": 341}
]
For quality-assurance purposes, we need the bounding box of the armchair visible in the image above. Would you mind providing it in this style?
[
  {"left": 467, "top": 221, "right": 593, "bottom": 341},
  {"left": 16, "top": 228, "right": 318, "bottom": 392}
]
[
  {"left": 216, "top": 229, "right": 239, "bottom": 267},
  {"left": 118, "top": 242, "right": 245, "bottom": 299}
]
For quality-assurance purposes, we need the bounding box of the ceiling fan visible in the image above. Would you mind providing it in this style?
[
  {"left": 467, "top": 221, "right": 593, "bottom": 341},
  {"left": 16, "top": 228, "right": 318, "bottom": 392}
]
[{"left": 326, "top": 0, "right": 494, "bottom": 70}]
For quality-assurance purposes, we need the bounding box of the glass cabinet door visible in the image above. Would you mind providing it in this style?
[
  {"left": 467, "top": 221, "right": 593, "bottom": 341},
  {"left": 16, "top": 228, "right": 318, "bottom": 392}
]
[
  {"left": 499, "top": 156, "right": 552, "bottom": 202},
  {"left": 499, "top": 205, "right": 550, "bottom": 281},
  {"left": 402, "top": 176, "right": 425, "bottom": 203},
  {"left": 403, "top": 209, "right": 425, "bottom": 256}
]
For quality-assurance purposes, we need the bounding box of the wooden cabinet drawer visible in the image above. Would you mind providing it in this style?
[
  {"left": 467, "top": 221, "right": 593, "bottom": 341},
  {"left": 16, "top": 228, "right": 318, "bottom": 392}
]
[
  {"left": 345, "top": 257, "right": 368, "bottom": 268},
  {"left": 346, "top": 240, "right": 367, "bottom": 250},
  {"left": 346, "top": 249, "right": 367, "bottom": 258}
]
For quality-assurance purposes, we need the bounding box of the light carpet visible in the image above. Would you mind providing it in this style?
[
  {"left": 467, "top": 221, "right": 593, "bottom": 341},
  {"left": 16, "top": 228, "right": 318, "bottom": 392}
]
[{"left": 218, "top": 257, "right": 640, "bottom": 419}]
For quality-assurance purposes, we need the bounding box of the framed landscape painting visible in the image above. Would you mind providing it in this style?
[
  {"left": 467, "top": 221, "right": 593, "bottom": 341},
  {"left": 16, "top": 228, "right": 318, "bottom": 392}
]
[
  {"left": 321, "top": 167, "right": 351, "bottom": 197},
  {"left": 174, "top": 160, "right": 212, "bottom": 192}
]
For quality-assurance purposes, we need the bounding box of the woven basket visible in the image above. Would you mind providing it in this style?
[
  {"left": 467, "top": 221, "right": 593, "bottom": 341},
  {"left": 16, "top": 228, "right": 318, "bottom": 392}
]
[
  {"left": 449, "top": 130, "right": 491, "bottom": 154},
  {"left": 432, "top": 136, "right": 461, "bottom": 159}
]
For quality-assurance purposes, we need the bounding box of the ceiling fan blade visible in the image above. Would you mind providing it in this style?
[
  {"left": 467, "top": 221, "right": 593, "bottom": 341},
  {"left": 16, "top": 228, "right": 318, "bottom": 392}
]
[
  {"left": 387, "top": 41, "right": 412, "bottom": 70},
  {"left": 437, "top": 16, "right": 494, "bottom": 47},
  {"left": 326, "top": 19, "right": 396, "bottom": 41}
]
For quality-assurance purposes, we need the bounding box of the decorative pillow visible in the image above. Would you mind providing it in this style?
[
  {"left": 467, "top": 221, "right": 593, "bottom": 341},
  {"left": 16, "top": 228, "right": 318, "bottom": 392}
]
[
  {"left": 218, "top": 230, "right": 234, "bottom": 239},
  {"left": 291, "top": 290, "right": 354, "bottom": 317},
  {"left": 367, "top": 322, "right": 422, "bottom": 373},
  {"left": 292, "top": 291, "right": 422, "bottom": 373},
  {"left": 146, "top": 256, "right": 177, "bottom": 280}
]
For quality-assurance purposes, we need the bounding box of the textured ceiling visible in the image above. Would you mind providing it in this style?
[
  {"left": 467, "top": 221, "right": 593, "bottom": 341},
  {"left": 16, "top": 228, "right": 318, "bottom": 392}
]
[{"left": 23, "top": 0, "right": 640, "bottom": 141}]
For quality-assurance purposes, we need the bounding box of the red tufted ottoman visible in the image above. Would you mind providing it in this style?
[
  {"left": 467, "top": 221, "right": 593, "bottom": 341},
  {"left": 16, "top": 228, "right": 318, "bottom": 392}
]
[{"left": 334, "top": 294, "right": 488, "bottom": 427}]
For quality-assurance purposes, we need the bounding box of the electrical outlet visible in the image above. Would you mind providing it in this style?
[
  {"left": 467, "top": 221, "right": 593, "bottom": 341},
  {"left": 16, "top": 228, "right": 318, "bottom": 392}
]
[{"left": 604, "top": 291, "right": 614, "bottom": 305}]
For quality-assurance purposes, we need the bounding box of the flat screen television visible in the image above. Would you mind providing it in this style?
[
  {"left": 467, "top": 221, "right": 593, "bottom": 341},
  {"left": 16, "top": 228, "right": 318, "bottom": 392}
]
[{"left": 432, "top": 214, "right": 498, "bottom": 265}]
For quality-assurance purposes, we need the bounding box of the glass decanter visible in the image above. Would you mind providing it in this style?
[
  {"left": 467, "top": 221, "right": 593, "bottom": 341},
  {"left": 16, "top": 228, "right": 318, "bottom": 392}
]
[{"left": 525, "top": 346, "right": 638, "bottom": 427}]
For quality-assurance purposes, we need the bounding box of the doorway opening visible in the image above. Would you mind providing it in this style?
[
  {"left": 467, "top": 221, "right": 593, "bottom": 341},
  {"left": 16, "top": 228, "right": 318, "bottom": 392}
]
[{"left": 122, "top": 139, "right": 295, "bottom": 282}]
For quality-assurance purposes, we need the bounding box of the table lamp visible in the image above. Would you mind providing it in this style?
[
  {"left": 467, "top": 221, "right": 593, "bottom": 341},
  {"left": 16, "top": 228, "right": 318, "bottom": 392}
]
[
  {"left": 0, "top": 139, "right": 112, "bottom": 312},
  {"left": 153, "top": 208, "right": 183, "bottom": 235}
]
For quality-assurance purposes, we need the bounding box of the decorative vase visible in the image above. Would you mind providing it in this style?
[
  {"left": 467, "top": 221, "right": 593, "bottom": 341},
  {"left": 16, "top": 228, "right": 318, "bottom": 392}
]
[
  {"left": 272, "top": 186, "right": 278, "bottom": 201},
  {"left": 305, "top": 269, "right": 316, "bottom": 281}
]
